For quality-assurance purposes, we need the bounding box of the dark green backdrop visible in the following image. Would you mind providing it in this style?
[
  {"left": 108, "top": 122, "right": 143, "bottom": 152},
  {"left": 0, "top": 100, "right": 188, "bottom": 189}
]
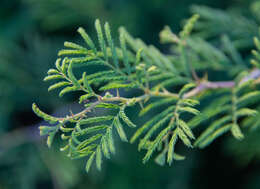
[{"left": 1, "top": 0, "right": 260, "bottom": 189}]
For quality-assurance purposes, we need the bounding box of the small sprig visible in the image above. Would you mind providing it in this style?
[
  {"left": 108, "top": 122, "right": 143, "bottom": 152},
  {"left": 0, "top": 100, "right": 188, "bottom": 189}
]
[{"left": 33, "top": 16, "right": 260, "bottom": 173}]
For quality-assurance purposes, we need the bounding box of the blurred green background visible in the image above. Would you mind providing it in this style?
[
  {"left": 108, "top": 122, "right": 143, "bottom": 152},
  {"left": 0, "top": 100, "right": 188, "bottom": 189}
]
[{"left": 1, "top": 0, "right": 260, "bottom": 189}]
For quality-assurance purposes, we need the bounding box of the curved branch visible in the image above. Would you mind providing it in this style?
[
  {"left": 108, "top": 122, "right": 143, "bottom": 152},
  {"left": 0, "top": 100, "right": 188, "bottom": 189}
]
[{"left": 184, "top": 69, "right": 260, "bottom": 98}]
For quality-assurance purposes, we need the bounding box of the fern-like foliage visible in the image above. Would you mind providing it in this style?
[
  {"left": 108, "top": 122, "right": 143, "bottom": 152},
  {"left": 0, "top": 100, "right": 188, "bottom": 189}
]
[
  {"left": 131, "top": 83, "right": 199, "bottom": 165},
  {"left": 33, "top": 16, "right": 260, "bottom": 173},
  {"left": 33, "top": 19, "right": 142, "bottom": 172},
  {"left": 189, "top": 82, "right": 259, "bottom": 148},
  {"left": 190, "top": 5, "right": 259, "bottom": 49}
]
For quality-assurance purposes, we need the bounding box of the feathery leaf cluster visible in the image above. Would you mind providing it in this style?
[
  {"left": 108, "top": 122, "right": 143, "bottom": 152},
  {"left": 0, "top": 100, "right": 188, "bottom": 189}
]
[{"left": 33, "top": 16, "right": 260, "bottom": 173}]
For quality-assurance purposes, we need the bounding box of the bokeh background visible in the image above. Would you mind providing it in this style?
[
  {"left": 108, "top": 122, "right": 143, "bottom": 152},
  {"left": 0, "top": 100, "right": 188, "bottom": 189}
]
[{"left": 1, "top": 0, "right": 260, "bottom": 189}]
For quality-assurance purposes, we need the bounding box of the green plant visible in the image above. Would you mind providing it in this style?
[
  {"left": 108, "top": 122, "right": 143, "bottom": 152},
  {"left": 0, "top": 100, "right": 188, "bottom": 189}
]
[{"left": 33, "top": 14, "right": 260, "bottom": 173}]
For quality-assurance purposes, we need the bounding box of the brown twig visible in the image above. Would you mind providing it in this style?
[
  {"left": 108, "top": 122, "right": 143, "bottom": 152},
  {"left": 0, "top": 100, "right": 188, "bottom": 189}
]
[{"left": 184, "top": 69, "right": 260, "bottom": 98}]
